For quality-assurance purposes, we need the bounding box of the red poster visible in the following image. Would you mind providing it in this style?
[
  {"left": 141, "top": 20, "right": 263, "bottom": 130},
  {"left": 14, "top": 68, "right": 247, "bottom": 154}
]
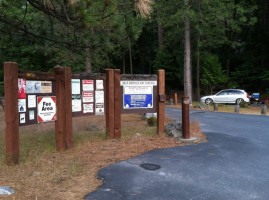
[{"left": 18, "top": 78, "right": 26, "bottom": 99}]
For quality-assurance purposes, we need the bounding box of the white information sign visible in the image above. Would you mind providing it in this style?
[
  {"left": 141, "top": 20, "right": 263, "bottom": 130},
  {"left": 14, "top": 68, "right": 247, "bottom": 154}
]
[
  {"left": 29, "top": 110, "right": 35, "bottom": 120},
  {"left": 72, "top": 94, "right": 82, "bottom": 112},
  {"left": 83, "top": 91, "right": 94, "bottom": 103},
  {"left": 18, "top": 99, "right": 26, "bottom": 112},
  {"left": 121, "top": 80, "right": 156, "bottom": 109},
  {"left": 96, "top": 80, "right": 104, "bottom": 90},
  {"left": 95, "top": 103, "right": 104, "bottom": 115},
  {"left": 37, "top": 96, "right": 57, "bottom": 123},
  {"left": 72, "top": 79, "right": 81, "bottom": 94},
  {"left": 95, "top": 90, "right": 104, "bottom": 103},
  {"left": 40, "top": 81, "right": 52, "bottom": 93},
  {"left": 28, "top": 95, "right": 36, "bottom": 108},
  {"left": 83, "top": 103, "right": 94, "bottom": 113},
  {"left": 83, "top": 80, "right": 94, "bottom": 91},
  {"left": 20, "top": 113, "right": 26, "bottom": 123}
]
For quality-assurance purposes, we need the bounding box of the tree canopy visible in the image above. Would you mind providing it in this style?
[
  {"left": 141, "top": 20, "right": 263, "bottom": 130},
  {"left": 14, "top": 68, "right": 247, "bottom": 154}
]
[{"left": 1, "top": 0, "right": 269, "bottom": 98}]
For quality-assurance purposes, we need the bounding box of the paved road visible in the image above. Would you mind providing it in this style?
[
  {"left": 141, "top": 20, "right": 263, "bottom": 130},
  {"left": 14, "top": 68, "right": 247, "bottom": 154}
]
[{"left": 85, "top": 108, "right": 269, "bottom": 200}]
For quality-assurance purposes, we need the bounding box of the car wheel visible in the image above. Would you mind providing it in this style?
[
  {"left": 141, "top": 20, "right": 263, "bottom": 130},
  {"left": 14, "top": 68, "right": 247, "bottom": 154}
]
[
  {"left": 205, "top": 98, "right": 213, "bottom": 105},
  {"left": 236, "top": 98, "right": 244, "bottom": 104}
]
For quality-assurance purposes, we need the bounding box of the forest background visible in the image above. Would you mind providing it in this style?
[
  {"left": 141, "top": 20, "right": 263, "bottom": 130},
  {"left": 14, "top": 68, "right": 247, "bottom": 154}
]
[{"left": 0, "top": 0, "right": 268, "bottom": 101}]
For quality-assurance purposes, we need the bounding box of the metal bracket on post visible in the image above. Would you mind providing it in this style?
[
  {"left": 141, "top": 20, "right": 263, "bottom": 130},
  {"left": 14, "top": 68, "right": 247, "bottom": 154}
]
[{"left": 159, "top": 94, "right": 166, "bottom": 102}]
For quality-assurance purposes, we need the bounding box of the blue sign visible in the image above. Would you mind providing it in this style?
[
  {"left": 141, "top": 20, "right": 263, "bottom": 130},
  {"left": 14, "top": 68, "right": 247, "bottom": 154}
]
[{"left": 124, "top": 94, "right": 153, "bottom": 108}]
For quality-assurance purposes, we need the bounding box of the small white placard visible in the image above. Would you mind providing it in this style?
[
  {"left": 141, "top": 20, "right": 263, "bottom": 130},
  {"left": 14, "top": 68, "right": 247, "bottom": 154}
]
[
  {"left": 28, "top": 95, "right": 36, "bottom": 108},
  {"left": 96, "top": 80, "right": 104, "bottom": 90},
  {"left": 29, "top": 110, "right": 35, "bottom": 120},
  {"left": 20, "top": 113, "right": 26, "bottom": 123},
  {"left": 18, "top": 99, "right": 26, "bottom": 112}
]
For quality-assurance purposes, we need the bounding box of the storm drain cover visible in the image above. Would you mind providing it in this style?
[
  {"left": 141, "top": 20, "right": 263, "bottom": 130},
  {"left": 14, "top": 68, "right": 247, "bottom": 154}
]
[{"left": 139, "top": 163, "right": 161, "bottom": 171}]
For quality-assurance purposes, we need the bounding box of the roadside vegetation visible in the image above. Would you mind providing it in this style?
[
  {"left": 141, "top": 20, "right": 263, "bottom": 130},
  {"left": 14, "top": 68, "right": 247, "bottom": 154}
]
[{"left": 167, "top": 102, "right": 267, "bottom": 116}]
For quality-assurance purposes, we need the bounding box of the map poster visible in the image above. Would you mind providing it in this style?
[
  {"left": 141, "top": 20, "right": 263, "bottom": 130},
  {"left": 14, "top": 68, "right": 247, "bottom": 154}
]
[
  {"left": 83, "top": 91, "right": 94, "bottom": 103},
  {"left": 83, "top": 103, "right": 94, "bottom": 113},
  {"left": 26, "top": 81, "right": 41, "bottom": 93},
  {"left": 72, "top": 94, "right": 82, "bottom": 112},
  {"left": 82, "top": 80, "right": 94, "bottom": 91},
  {"left": 18, "top": 78, "right": 26, "bottom": 99},
  {"left": 72, "top": 79, "right": 80, "bottom": 94}
]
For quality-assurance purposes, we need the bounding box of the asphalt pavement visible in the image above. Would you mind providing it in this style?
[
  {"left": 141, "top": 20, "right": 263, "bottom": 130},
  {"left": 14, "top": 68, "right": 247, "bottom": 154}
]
[{"left": 85, "top": 108, "right": 269, "bottom": 200}]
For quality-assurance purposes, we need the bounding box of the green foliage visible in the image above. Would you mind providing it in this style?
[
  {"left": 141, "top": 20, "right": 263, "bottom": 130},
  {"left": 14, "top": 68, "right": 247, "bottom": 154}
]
[
  {"left": 200, "top": 54, "right": 227, "bottom": 93},
  {"left": 147, "top": 117, "right": 157, "bottom": 127},
  {"left": 153, "top": 48, "right": 183, "bottom": 88},
  {"left": 239, "top": 102, "right": 249, "bottom": 108}
]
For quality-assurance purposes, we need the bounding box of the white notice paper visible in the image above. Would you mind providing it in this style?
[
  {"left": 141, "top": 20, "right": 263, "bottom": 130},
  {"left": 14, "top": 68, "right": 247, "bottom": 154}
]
[
  {"left": 96, "top": 80, "right": 104, "bottom": 90},
  {"left": 20, "top": 113, "right": 26, "bottom": 123},
  {"left": 28, "top": 95, "right": 36, "bottom": 108},
  {"left": 29, "top": 110, "right": 35, "bottom": 120},
  {"left": 72, "top": 79, "right": 81, "bottom": 94}
]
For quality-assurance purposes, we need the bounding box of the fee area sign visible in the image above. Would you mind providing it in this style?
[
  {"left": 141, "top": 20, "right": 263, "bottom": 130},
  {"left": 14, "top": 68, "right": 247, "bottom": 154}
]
[{"left": 37, "top": 96, "right": 57, "bottom": 123}]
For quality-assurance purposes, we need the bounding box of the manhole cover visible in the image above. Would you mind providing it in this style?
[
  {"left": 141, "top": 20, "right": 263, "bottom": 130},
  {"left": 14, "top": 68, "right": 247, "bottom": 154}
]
[{"left": 139, "top": 163, "right": 161, "bottom": 171}]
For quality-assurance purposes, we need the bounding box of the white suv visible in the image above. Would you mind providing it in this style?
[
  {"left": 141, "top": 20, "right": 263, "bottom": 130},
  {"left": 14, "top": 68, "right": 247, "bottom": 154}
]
[{"left": 200, "top": 89, "right": 250, "bottom": 105}]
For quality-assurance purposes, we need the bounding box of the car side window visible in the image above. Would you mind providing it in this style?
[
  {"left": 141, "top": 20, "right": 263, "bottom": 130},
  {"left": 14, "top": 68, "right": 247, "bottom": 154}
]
[{"left": 217, "top": 91, "right": 227, "bottom": 96}]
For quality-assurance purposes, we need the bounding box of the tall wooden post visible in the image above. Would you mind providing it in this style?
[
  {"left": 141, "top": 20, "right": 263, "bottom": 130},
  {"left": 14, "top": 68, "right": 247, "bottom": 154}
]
[
  {"left": 106, "top": 69, "right": 115, "bottom": 139},
  {"left": 54, "top": 66, "right": 73, "bottom": 151},
  {"left": 114, "top": 69, "right": 121, "bottom": 139},
  {"left": 182, "top": 97, "right": 190, "bottom": 139},
  {"left": 4, "top": 62, "right": 19, "bottom": 165},
  {"left": 174, "top": 93, "right": 178, "bottom": 105},
  {"left": 157, "top": 70, "right": 165, "bottom": 135}
]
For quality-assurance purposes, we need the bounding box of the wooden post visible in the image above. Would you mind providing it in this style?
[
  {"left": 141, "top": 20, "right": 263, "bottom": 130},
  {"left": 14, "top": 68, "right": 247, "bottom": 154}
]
[
  {"left": 54, "top": 66, "right": 73, "bottom": 151},
  {"left": 157, "top": 70, "right": 165, "bottom": 135},
  {"left": 182, "top": 97, "right": 190, "bottom": 139},
  {"left": 174, "top": 93, "right": 178, "bottom": 105},
  {"left": 114, "top": 69, "right": 121, "bottom": 139},
  {"left": 106, "top": 69, "right": 115, "bottom": 139},
  {"left": 4, "top": 62, "right": 19, "bottom": 165}
]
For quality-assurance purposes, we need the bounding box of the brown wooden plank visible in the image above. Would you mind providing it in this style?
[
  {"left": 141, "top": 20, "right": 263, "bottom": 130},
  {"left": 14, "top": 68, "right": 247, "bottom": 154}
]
[
  {"left": 157, "top": 70, "right": 165, "bottom": 135},
  {"left": 64, "top": 67, "right": 73, "bottom": 149},
  {"left": 105, "top": 69, "right": 115, "bottom": 139},
  {"left": 4, "top": 62, "right": 19, "bottom": 165},
  {"left": 114, "top": 69, "right": 121, "bottom": 139},
  {"left": 54, "top": 67, "right": 67, "bottom": 152}
]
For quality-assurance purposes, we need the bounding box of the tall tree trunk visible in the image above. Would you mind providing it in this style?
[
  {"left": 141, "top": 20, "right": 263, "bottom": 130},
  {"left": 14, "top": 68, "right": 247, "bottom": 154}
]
[
  {"left": 128, "top": 37, "right": 133, "bottom": 75},
  {"left": 196, "top": 38, "right": 200, "bottom": 101},
  {"left": 122, "top": 52, "right": 126, "bottom": 74},
  {"left": 225, "top": 45, "right": 232, "bottom": 78},
  {"left": 184, "top": 0, "right": 192, "bottom": 104},
  {"left": 85, "top": 48, "right": 92, "bottom": 73},
  {"left": 157, "top": 9, "right": 164, "bottom": 49}
]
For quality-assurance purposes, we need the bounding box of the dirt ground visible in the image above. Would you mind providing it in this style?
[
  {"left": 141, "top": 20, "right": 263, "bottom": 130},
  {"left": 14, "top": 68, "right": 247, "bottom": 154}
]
[{"left": 0, "top": 109, "right": 205, "bottom": 200}]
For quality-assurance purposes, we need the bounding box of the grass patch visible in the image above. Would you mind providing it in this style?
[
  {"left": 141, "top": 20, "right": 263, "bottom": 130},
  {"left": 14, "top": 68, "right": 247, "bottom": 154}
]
[{"left": 0, "top": 110, "right": 206, "bottom": 200}]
